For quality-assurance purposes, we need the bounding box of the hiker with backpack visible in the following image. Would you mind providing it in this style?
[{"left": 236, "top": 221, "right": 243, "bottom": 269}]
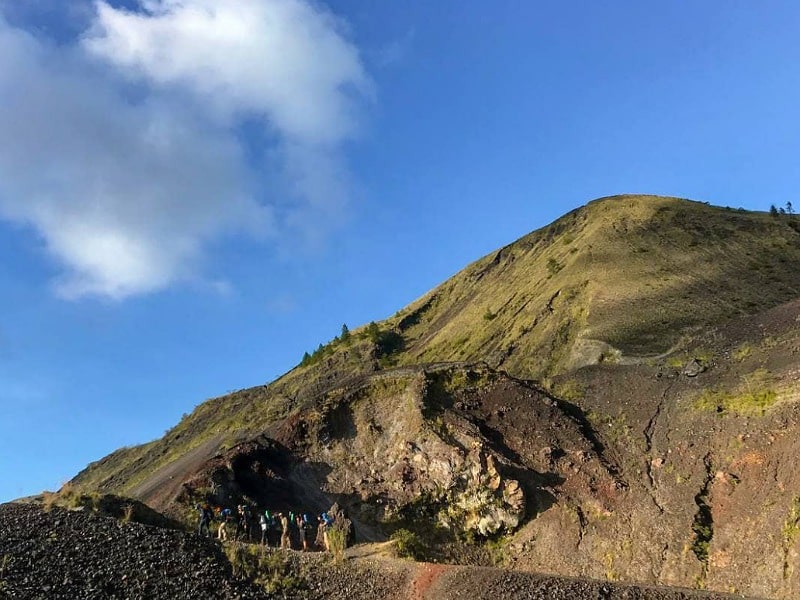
[
  {"left": 218, "top": 507, "right": 233, "bottom": 541},
  {"left": 217, "top": 508, "right": 230, "bottom": 542},
  {"left": 317, "top": 512, "right": 334, "bottom": 552},
  {"left": 278, "top": 512, "right": 290, "bottom": 549},
  {"left": 196, "top": 503, "right": 213, "bottom": 537},
  {"left": 296, "top": 513, "right": 309, "bottom": 551},
  {"left": 259, "top": 510, "right": 270, "bottom": 546},
  {"left": 288, "top": 510, "right": 296, "bottom": 548},
  {"left": 315, "top": 513, "right": 328, "bottom": 551},
  {"left": 235, "top": 504, "right": 251, "bottom": 541}
]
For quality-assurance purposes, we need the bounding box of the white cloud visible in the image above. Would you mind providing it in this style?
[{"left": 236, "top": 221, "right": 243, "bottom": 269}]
[
  {"left": 85, "top": 0, "right": 371, "bottom": 145},
  {"left": 0, "top": 0, "right": 370, "bottom": 299}
]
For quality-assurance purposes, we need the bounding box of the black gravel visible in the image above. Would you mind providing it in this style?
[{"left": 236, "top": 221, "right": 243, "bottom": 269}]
[
  {"left": 429, "top": 565, "right": 761, "bottom": 600},
  {"left": 0, "top": 502, "right": 271, "bottom": 600}
]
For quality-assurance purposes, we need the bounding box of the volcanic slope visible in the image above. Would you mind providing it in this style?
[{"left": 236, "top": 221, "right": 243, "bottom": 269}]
[{"left": 69, "top": 195, "right": 800, "bottom": 598}]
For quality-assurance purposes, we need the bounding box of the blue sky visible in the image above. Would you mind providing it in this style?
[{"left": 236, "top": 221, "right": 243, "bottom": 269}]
[{"left": 1, "top": 1, "right": 799, "bottom": 502}]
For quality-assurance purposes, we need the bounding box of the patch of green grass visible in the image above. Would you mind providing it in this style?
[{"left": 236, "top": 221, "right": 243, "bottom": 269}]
[
  {"left": 782, "top": 497, "right": 800, "bottom": 579},
  {"left": 666, "top": 355, "right": 686, "bottom": 369},
  {"left": 782, "top": 498, "right": 800, "bottom": 546},
  {"left": 666, "top": 349, "right": 711, "bottom": 372},
  {"left": 692, "top": 348, "right": 714, "bottom": 363},
  {"left": 694, "top": 388, "right": 777, "bottom": 415},
  {"left": 49, "top": 482, "right": 102, "bottom": 511},
  {"left": 732, "top": 343, "right": 753, "bottom": 361},
  {"left": 693, "top": 369, "right": 777, "bottom": 415},
  {"left": 762, "top": 336, "right": 779, "bottom": 349},
  {"left": 603, "top": 551, "right": 620, "bottom": 581},
  {"left": 553, "top": 379, "right": 584, "bottom": 402},
  {"left": 546, "top": 257, "right": 563, "bottom": 276}
]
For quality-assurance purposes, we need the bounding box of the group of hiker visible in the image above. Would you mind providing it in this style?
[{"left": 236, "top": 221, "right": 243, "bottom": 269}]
[{"left": 196, "top": 502, "right": 348, "bottom": 552}]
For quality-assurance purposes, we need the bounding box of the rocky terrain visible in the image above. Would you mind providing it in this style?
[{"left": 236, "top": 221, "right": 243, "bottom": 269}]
[
  {"left": 0, "top": 502, "right": 759, "bottom": 599},
  {"left": 0, "top": 503, "right": 269, "bottom": 600},
  {"left": 64, "top": 196, "right": 800, "bottom": 598}
]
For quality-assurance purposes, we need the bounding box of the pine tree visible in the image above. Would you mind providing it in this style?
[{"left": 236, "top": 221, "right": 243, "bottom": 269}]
[{"left": 340, "top": 323, "right": 350, "bottom": 342}]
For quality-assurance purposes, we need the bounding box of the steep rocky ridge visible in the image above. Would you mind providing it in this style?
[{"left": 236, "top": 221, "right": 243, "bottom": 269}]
[{"left": 68, "top": 195, "right": 800, "bottom": 598}]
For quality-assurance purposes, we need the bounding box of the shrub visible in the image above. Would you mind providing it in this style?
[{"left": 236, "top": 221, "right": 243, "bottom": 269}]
[
  {"left": 0, "top": 554, "right": 9, "bottom": 593},
  {"left": 223, "top": 542, "right": 304, "bottom": 593},
  {"left": 122, "top": 504, "right": 135, "bottom": 524},
  {"left": 326, "top": 522, "right": 348, "bottom": 563},
  {"left": 42, "top": 491, "right": 58, "bottom": 513},
  {"left": 256, "top": 549, "right": 304, "bottom": 594},
  {"left": 365, "top": 321, "right": 381, "bottom": 342},
  {"left": 375, "top": 330, "right": 404, "bottom": 357},
  {"left": 391, "top": 528, "right": 425, "bottom": 560},
  {"left": 546, "top": 257, "right": 563, "bottom": 276}
]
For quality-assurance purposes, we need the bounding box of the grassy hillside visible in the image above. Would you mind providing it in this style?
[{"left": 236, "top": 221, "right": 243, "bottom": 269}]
[
  {"left": 388, "top": 195, "right": 800, "bottom": 375},
  {"left": 72, "top": 195, "right": 800, "bottom": 494}
]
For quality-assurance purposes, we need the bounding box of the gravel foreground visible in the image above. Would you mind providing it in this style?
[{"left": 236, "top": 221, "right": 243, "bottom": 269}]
[
  {"left": 0, "top": 503, "right": 269, "bottom": 600},
  {"left": 291, "top": 558, "right": 760, "bottom": 600},
  {"left": 0, "top": 503, "right": 761, "bottom": 600}
]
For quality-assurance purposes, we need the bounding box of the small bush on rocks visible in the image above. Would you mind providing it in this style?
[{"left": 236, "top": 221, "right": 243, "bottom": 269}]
[
  {"left": 223, "top": 543, "right": 305, "bottom": 595},
  {"left": 327, "top": 523, "right": 349, "bottom": 563},
  {"left": 122, "top": 503, "right": 135, "bottom": 523},
  {"left": 390, "top": 529, "right": 425, "bottom": 560}
]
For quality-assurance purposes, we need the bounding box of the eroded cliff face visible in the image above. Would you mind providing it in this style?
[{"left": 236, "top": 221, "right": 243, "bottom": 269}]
[
  {"left": 273, "top": 366, "right": 618, "bottom": 542},
  {"left": 168, "top": 366, "right": 618, "bottom": 552}
]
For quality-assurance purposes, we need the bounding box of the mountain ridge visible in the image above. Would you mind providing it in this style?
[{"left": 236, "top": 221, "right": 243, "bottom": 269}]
[{"left": 68, "top": 194, "right": 800, "bottom": 598}]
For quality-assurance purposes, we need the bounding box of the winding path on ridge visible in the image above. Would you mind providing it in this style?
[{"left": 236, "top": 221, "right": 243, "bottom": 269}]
[{"left": 342, "top": 543, "right": 758, "bottom": 600}]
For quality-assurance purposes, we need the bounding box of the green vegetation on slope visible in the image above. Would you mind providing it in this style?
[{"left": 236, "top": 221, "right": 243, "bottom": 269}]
[
  {"left": 693, "top": 369, "right": 779, "bottom": 415},
  {"left": 73, "top": 195, "right": 800, "bottom": 497},
  {"left": 386, "top": 195, "right": 800, "bottom": 377}
]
